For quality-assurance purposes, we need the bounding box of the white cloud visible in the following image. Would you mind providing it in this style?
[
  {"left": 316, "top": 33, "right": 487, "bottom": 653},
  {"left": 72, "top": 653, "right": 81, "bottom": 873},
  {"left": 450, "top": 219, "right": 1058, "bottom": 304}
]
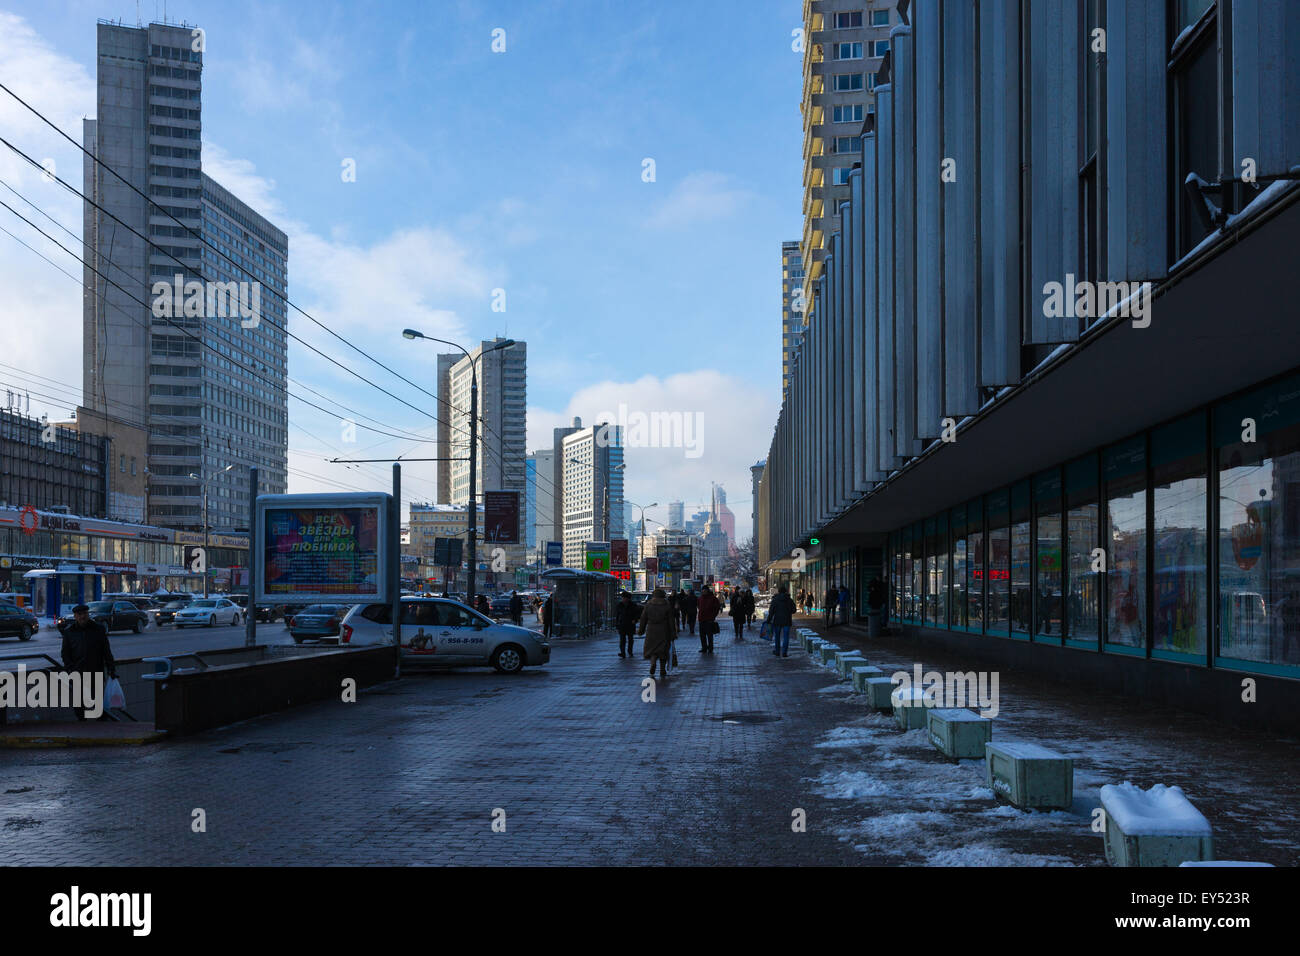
[{"left": 645, "top": 171, "right": 753, "bottom": 230}]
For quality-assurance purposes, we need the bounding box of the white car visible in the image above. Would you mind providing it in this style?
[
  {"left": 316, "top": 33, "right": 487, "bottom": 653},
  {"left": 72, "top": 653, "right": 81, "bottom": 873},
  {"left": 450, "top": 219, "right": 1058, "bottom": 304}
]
[
  {"left": 339, "top": 597, "right": 550, "bottom": 673},
  {"left": 174, "top": 597, "right": 242, "bottom": 628}
]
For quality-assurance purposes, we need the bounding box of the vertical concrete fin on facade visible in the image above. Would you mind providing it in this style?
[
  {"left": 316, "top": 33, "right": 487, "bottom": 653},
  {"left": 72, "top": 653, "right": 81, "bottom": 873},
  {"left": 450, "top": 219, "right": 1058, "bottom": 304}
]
[
  {"left": 1231, "top": 0, "right": 1300, "bottom": 181},
  {"left": 833, "top": 221, "right": 849, "bottom": 513},
  {"left": 825, "top": 237, "right": 841, "bottom": 516},
  {"left": 941, "top": 0, "right": 980, "bottom": 418},
  {"left": 848, "top": 170, "right": 870, "bottom": 494},
  {"left": 1027, "top": 0, "right": 1083, "bottom": 344},
  {"left": 977, "top": 0, "right": 1022, "bottom": 388},
  {"left": 854, "top": 155, "right": 884, "bottom": 489},
  {"left": 875, "top": 82, "right": 899, "bottom": 474},
  {"left": 1106, "top": 0, "right": 1168, "bottom": 282},
  {"left": 913, "top": 2, "right": 944, "bottom": 439},
  {"left": 892, "top": 26, "right": 922, "bottom": 459}
]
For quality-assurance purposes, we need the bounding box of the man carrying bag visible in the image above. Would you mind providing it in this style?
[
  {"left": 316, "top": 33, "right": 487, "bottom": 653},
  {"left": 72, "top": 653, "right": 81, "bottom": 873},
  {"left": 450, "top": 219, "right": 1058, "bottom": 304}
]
[{"left": 58, "top": 604, "right": 117, "bottom": 721}]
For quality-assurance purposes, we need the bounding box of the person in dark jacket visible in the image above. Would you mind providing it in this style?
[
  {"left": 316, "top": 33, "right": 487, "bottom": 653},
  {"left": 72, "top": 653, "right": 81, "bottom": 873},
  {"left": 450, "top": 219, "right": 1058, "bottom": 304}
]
[
  {"left": 475, "top": 593, "right": 490, "bottom": 616},
  {"left": 742, "top": 588, "right": 755, "bottom": 630},
  {"left": 824, "top": 586, "right": 840, "bottom": 627},
  {"left": 540, "top": 594, "right": 554, "bottom": 638},
  {"left": 729, "top": 588, "right": 747, "bottom": 640},
  {"left": 697, "top": 586, "right": 721, "bottom": 653},
  {"left": 614, "top": 592, "right": 639, "bottom": 658},
  {"left": 669, "top": 589, "right": 683, "bottom": 628},
  {"left": 678, "top": 588, "right": 698, "bottom": 635},
  {"left": 508, "top": 590, "right": 523, "bottom": 626},
  {"left": 767, "top": 584, "right": 797, "bottom": 657},
  {"left": 59, "top": 604, "right": 116, "bottom": 721}
]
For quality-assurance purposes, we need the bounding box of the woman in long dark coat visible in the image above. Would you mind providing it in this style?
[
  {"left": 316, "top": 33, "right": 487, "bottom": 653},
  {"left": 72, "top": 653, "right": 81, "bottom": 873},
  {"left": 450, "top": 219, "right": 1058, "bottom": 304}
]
[{"left": 638, "top": 588, "right": 677, "bottom": 679}]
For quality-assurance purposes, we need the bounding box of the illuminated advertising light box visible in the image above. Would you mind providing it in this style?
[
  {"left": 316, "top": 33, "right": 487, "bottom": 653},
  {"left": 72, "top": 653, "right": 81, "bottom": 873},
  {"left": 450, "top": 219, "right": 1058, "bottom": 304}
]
[
  {"left": 255, "top": 493, "right": 392, "bottom": 604},
  {"left": 658, "top": 547, "right": 692, "bottom": 572}
]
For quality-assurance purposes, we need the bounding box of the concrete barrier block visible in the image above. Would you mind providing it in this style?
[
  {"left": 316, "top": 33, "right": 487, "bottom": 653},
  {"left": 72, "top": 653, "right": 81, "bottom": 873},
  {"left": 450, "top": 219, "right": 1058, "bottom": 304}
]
[
  {"left": 1100, "top": 782, "right": 1214, "bottom": 867},
  {"left": 805, "top": 635, "right": 824, "bottom": 653},
  {"left": 863, "top": 676, "right": 895, "bottom": 709},
  {"left": 834, "top": 651, "right": 866, "bottom": 677},
  {"left": 927, "top": 708, "right": 993, "bottom": 759},
  {"left": 892, "top": 687, "right": 929, "bottom": 730},
  {"left": 818, "top": 643, "right": 842, "bottom": 665},
  {"left": 985, "top": 741, "right": 1073, "bottom": 810},
  {"left": 850, "top": 665, "right": 886, "bottom": 692}
]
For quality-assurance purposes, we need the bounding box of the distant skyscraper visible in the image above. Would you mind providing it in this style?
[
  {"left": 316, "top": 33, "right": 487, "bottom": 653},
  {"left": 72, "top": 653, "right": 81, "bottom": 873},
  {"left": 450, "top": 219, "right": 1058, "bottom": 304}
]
[
  {"left": 439, "top": 338, "right": 527, "bottom": 568},
  {"left": 551, "top": 417, "right": 583, "bottom": 545},
  {"left": 527, "top": 447, "right": 555, "bottom": 558},
  {"left": 83, "top": 20, "right": 288, "bottom": 531},
  {"left": 714, "top": 484, "right": 736, "bottom": 545},
  {"left": 667, "top": 501, "right": 684, "bottom": 530}
]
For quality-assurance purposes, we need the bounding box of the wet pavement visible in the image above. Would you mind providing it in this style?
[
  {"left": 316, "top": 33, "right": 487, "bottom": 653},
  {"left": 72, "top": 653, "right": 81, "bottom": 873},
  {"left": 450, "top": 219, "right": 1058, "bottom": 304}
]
[{"left": 1, "top": 614, "right": 1296, "bottom": 866}]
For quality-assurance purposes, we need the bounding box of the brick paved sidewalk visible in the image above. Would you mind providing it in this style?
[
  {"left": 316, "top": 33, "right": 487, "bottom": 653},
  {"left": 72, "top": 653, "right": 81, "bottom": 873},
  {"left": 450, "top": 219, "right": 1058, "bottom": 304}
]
[{"left": 1, "top": 617, "right": 1294, "bottom": 866}]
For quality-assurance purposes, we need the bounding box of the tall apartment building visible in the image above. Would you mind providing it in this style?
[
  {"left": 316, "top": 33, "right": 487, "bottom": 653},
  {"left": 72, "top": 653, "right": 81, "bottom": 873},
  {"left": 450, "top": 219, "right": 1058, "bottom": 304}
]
[
  {"left": 82, "top": 20, "right": 288, "bottom": 533},
  {"left": 439, "top": 338, "right": 527, "bottom": 568},
  {"left": 550, "top": 417, "right": 584, "bottom": 544},
  {"left": 781, "top": 241, "right": 805, "bottom": 400},
  {"left": 560, "top": 422, "right": 624, "bottom": 568},
  {"left": 800, "top": 1, "right": 896, "bottom": 318}
]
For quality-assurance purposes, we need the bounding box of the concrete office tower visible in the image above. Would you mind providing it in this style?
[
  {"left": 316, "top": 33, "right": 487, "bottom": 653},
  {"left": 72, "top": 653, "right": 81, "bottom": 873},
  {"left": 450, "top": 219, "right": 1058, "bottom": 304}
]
[
  {"left": 560, "top": 422, "right": 623, "bottom": 568},
  {"left": 781, "top": 241, "right": 805, "bottom": 401},
  {"left": 799, "top": 1, "right": 896, "bottom": 319},
  {"left": 526, "top": 447, "right": 555, "bottom": 559},
  {"left": 82, "top": 20, "right": 288, "bottom": 532},
  {"left": 435, "top": 353, "right": 457, "bottom": 503},
  {"left": 667, "top": 500, "right": 684, "bottom": 531},
  {"left": 441, "top": 337, "right": 528, "bottom": 570},
  {"left": 550, "top": 417, "right": 583, "bottom": 544}
]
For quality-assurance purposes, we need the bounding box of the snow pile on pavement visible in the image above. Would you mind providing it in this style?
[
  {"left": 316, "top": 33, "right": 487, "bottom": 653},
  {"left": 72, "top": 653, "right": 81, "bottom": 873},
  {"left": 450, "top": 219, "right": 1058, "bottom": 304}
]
[
  {"left": 1100, "top": 782, "right": 1211, "bottom": 836},
  {"left": 814, "top": 770, "right": 893, "bottom": 799}
]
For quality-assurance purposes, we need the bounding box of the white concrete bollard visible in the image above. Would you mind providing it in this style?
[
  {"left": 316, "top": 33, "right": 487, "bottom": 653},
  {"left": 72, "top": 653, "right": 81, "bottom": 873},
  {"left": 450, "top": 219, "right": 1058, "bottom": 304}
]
[{"left": 1100, "top": 782, "right": 1214, "bottom": 867}]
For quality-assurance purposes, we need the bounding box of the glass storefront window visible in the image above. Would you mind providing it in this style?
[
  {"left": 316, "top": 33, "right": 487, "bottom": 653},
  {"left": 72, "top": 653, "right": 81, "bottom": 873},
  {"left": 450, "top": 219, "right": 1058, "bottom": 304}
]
[
  {"left": 1106, "top": 437, "right": 1148, "bottom": 652},
  {"left": 950, "top": 503, "right": 967, "bottom": 629},
  {"left": 910, "top": 522, "right": 924, "bottom": 622},
  {"left": 1216, "top": 375, "right": 1300, "bottom": 670},
  {"left": 926, "top": 514, "right": 948, "bottom": 626},
  {"left": 967, "top": 497, "right": 985, "bottom": 631},
  {"left": 1034, "top": 468, "right": 1063, "bottom": 640},
  {"left": 1066, "top": 453, "right": 1101, "bottom": 646},
  {"left": 1152, "top": 413, "right": 1208, "bottom": 659},
  {"left": 987, "top": 489, "right": 1011, "bottom": 633},
  {"left": 1011, "top": 482, "right": 1032, "bottom": 635}
]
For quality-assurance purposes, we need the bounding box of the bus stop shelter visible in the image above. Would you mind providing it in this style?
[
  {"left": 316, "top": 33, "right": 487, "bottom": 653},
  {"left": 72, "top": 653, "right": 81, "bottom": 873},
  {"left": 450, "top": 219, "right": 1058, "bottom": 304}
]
[{"left": 540, "top": 568, "right": 622, "bottom": 637}]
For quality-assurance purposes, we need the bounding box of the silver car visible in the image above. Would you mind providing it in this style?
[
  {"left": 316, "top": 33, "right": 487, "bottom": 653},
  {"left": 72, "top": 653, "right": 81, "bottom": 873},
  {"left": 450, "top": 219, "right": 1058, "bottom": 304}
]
[{"left": 338, "top": 597, "right": 550, "bottom": 673}]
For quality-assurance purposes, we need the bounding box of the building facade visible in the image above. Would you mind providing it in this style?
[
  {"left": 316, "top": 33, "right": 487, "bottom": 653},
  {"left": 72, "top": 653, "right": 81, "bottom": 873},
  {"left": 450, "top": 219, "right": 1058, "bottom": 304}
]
[
  {"left": 781, "top": 241, "right": 805, "bottom": 400},
  {"left": 439, "top": 338, "right": 527, "bottom": 569},
  {"left": 560, "top": 423, "right": 624, "bottom": 568},
  {"left": 762, "top": 0, "right": 1300, "bottom": 732},
  {"left": 799, "top": 0, "right": 896, "bottom": 318},
  {"left": 82, "top": 20, "right": 288, "bottom": 534},
  {"left": 527, "top": 447, "right": 555, "bottom": 561}
]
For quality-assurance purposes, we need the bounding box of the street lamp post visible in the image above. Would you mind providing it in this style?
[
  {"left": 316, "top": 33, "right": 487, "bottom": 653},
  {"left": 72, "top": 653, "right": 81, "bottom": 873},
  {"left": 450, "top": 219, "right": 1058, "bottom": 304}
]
[
  {"left": 189, "top": 464, "right": 233, "bottom": 598},
  {"left": 402, "top": 329, "right": 514, "bottom": 609}
]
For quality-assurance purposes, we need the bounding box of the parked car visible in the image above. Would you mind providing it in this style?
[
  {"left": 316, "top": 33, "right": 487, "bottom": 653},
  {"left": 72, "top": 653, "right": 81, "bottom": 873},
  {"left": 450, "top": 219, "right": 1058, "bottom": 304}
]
[
  {"left": 59, "top": 600, "right": 149, "bottom": 634},
  {"left": 153, "top": 598, "right": 193, "bottom": 626},
  {"left": 0, "top": 603, "right": 39, "bottom": 641},
  {"left": 338, "top": 597, "right": 550, "bottom": 673},
  {"left": 488, "top": 592, "right": 513, "bottom": 617},
  {"left": 256, "top": 602, "right": 285, "bottom": 623},
  {"left": 288, "top": 604, "right": 351, "bottom": 643},
  {"left": 173, "top": 597, "right": 242, "bottom": 628}
]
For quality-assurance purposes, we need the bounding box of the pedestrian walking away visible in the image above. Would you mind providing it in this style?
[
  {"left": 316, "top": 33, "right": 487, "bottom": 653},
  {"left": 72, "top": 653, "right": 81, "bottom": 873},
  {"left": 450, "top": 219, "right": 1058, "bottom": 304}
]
[
  {"left": 823, "top": 586, "right": 839, "bottom": 627},
  {"left": 58, "top": 603, "right": 117, "bottom": 721},
  {"left": 638, "top": 588, "right": 677, "bottom": 679},
  {"left": 614, "top": 591, "right": 639, "bottom": 658},
  {"left": 838, "top": 584, "right": 851, "bottom": 625},
  {"left": 475, "top": 593, "right": 490, "bottom": 617},
  {"left": 697, "top": 585, "right": 721, "bottom": 653},
  {"left": 767, "top": 584, "right": 796, "bottom": 658},
  {"left": 742, "top": 587, "right": 755, "bottom": 630},
  {"left": 509, "top": 590, "right": 524, "bottom": 626},
  {"left": 729, "top": 588, "right": 746, "bottom": 640},
  {"left": 679, "top": 587, "right": 698, "bottom": 635}
]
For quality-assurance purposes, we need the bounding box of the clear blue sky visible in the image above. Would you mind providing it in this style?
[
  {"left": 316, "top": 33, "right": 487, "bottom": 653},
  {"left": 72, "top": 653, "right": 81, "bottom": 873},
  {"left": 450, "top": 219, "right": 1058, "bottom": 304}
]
[{"left": 1, "top": 1, "right": 803, "bottom": 539}]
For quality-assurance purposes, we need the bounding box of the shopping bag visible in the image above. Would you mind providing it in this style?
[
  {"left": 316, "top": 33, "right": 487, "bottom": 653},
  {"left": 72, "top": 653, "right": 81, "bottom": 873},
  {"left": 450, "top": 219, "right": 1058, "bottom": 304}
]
[{"left": 105, "top": 677, "right": 125, "bottom": 710}]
